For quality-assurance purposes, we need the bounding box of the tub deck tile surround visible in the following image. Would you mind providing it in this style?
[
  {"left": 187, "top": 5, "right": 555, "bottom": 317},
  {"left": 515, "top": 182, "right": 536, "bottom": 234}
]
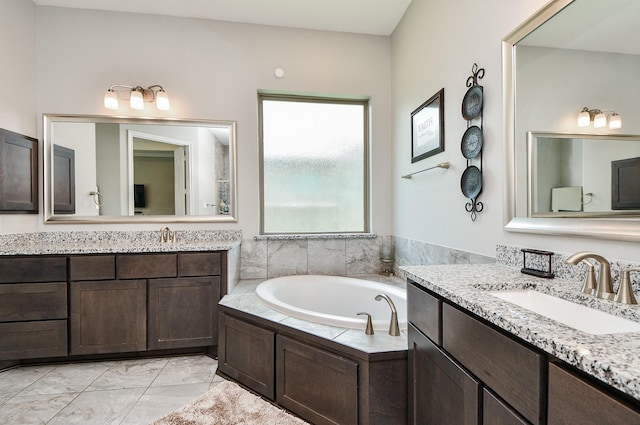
[
  {"left": 402, "top": 263, "right": 640, "bottom": 401},
  {"left": 220, "top": 275, "right": 408, "bottom": 355},
  {"left": 0, "top": 230, "right": 241, "bottom": 255}
]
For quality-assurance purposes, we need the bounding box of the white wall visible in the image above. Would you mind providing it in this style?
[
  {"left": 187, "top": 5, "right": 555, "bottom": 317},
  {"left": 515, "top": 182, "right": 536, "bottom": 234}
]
[
  {"left": 32, "top": 6, "right": 392, "bottom": 236},
  {"left": 391, "top": 0, "right": 640, "bottom": 262},
  {"left": 0, "top": 0, "right": 38, "bottom": 234}
]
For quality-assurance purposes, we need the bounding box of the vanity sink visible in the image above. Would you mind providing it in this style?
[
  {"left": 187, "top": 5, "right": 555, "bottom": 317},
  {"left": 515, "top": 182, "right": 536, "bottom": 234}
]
[{"left": 489, "top": 290, "right": 640, "bottom": 335}]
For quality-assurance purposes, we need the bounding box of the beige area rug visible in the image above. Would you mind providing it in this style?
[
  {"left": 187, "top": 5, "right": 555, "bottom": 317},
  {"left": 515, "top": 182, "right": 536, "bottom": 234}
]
[{"left": 151, "top": 380, "right": 309, "bottom": 425}]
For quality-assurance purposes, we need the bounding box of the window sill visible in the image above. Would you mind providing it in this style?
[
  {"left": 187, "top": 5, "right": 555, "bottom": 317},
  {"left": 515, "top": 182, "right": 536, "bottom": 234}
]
[{"left": 254, "top": 233, "right": 377, "bottom": 241}]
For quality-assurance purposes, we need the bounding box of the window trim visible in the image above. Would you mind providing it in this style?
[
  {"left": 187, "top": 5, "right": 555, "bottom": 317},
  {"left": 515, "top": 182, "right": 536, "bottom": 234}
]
[{"left": 258, "top": 92, "right": 370, "bottom": 235}]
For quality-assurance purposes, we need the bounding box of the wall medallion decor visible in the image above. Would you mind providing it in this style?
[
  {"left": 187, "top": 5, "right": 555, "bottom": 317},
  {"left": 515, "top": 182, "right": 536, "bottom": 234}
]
[
  {"left": 461, "top": 63, "right": 485, "bottom": 221},
  {"left": 411, "top": 88, "right": 445, "bottom": 163}
]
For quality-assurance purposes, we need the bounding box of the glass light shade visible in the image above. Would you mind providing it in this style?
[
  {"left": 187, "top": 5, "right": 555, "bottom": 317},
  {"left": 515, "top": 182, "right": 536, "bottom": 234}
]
[
  {"left": 103, "top": 90, "right": 119, "bottom": 110},
  {"left": 577, "top": 110, "right": 591, "bottom": 127},
  {"left": 608, "top": 113, "right": 622, "bottom": 129},
  {"left": 155, "top": 90, "right": 170, "bottom": 110},
  {"left": 593, "top": 112, "right": 607, "bottom": 128},
  {"left": 130, "top": 90, "right": 144, "bottom": 110}
]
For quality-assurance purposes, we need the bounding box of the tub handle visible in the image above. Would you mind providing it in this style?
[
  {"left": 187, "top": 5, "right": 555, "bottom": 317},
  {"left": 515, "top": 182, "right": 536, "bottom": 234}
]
[{"left": 357, "top": 312, "right": 374, "bottom": 335}]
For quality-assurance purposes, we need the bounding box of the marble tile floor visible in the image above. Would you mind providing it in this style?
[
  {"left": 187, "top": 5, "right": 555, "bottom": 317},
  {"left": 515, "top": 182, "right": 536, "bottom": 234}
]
[{"left": 0, "top": 354, "right": 224, "bottom": 425}]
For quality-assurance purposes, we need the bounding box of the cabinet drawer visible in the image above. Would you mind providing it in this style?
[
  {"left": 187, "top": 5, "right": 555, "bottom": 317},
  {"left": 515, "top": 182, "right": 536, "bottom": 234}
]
[
  {"left": 408, "top": 280, "right": 441, "bottom": 345},
  {"left": 0, "top": 256, "right": 67, "bottom": 283},
  {"left": 548, "top": 363, "right": 640, "bottom": 425},
  {"left": 70, "top": 255, "right": 115, "bottom": 281},
  {"left": 442, "top": 303, "right": 544, "bottom": 425},
  {"left": 178, "top": 252, "right": 222, "bottom": 277},
  {"left": 218, "top": 313, "right": 276, "bottom": 399},
  {"left": 276, "top": 334, "right": 358, "bottom": 425},
  {"left": 0, "top": 320, "right": 67, "bottom": 360},
  {"left": 483, "top": 389, "right": 529, "bottom": 425},
  {"left": 118, "top": 254, "right": 177, "bottom": 279},
  {"left": 0, "top": 282, "right": 66, "bottom": 322}
]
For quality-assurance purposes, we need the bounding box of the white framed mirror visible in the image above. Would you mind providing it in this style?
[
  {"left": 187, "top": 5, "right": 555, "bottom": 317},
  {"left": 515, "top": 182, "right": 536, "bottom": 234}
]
[
  {"left": 43, "top": 114, "right": 237, "bottom": 223},
  {"left": 502, "top": 0, "right": 640, "bottom": 241}
]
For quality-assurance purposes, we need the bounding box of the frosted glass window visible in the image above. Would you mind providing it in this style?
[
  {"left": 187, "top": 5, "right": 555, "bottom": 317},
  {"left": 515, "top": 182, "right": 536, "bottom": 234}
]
[{"left": 259, "top": 95, "right": 368, "bottom": 234}]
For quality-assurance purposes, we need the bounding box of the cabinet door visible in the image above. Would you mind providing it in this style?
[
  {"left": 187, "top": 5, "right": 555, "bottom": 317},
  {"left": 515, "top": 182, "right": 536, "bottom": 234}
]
[
  {"left": 148, "top": 277, "right": 220, "bottom": 350},
  {"left": 218, "top": 312, "right": 275, "bottom": 399},
  {"left": 276, "top": 335, "right": 358, "bottom": 425},
  {"left": 0, "top": 128, "right": 38, "bottom": 213},
  {"left": 548, "top": 363, "right": 640, "bottom": 425},
  {"left": 70, "top": 280, "right": 146, "bottom": 355},
  {"left": 483, "top": 389, "right": 530, "bottom": 425},
  {"left": 409, "top": 323, "right": 480, "bottom": 425}
]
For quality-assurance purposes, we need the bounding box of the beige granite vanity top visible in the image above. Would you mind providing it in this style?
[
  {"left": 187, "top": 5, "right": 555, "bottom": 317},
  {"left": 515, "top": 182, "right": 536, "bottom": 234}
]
[
  {"left": 402, "top": 263, "right": 640, "bottom": 401},
  {"left": 0, "top": 230, "right": 241, "bottom": 255}
]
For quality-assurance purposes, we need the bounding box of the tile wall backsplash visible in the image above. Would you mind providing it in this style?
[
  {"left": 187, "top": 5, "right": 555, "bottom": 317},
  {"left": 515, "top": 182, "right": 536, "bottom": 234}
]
[
  {"left": 240, "top": 235, "right": 496, "bottom": 280},
  {"left": 240, "top": 235, "right": 384, "bottom": 279}
]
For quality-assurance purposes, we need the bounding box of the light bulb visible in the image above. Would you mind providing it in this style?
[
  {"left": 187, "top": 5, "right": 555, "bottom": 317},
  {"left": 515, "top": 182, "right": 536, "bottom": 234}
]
[
  {"left": 593, "top": 112, "right": 607, "bottom": 128},
  {"left": 608, "top": 113, "right": 622, "bottom": 129},
  {"left": 130, "top": 89, "right": 144, "bottom": 110},
  {"left": 577, "top": 110, "right": 591, "bottom": 127},
  {"left": 155, "top": 90, "right": 170, "bottom": 110},
  {"left": 104, "top": 89, "right": 118, "bottom": 110}
]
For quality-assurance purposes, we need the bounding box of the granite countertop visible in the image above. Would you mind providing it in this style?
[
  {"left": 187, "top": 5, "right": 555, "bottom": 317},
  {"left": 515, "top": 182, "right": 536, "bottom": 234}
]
[
  {"left": 402, "top": 263, "right": 640, "bottom": 401},
  {"left": 219, "top": 276, "right": 408, "bottom": 356},
  {"left": 0, "top": 230, "right": 241, "bottom": 255}
]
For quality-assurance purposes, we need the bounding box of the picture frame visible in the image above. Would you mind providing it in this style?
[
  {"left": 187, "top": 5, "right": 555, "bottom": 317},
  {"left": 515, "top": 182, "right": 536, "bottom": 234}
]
[{"left": 411, "top": 88, "right": 444, "bottom": 163}]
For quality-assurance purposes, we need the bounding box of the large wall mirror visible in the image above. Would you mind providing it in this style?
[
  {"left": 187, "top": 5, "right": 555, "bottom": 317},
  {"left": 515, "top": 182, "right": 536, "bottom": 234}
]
[
  {"left": 43, "top": 114, "right": 237, "bottom": 223},
  {"left": 502, "top": 0, "right": 640, "bottom": 240}
]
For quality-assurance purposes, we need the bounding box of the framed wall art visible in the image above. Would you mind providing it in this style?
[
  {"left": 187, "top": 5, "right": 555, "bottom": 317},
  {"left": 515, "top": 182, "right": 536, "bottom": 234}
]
[{"left": 411, "top": 88, "right": 444, "bottom": 163}]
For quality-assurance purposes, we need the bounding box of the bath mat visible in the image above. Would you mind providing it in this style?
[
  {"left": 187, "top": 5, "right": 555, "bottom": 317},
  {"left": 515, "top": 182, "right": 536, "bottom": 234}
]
[{"left": 150, "top": 380, "right": 309, "bottom": 425}]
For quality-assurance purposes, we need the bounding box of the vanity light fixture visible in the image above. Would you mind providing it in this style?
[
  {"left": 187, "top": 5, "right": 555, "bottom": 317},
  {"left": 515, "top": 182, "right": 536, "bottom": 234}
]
[
  {"left": 577, "top": 107, "right": 621, "bottom": 129},
  {"left": 103, "top": 84, "right": 170, "bottom": 111}
]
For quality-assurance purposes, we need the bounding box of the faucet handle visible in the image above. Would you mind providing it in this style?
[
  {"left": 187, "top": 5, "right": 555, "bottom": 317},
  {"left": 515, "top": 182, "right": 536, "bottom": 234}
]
[
  {"left": 357, "top": 312, "right": 374, "bottom": 335},
  {"left": 579, "top": 259, "right": 597, "bottom": 295},
  {"left": 615, "top": 268, "right": 640, "bottom": 305}
]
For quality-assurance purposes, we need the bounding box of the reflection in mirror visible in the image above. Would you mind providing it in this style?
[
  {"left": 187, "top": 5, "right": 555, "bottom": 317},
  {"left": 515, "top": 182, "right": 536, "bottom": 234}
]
[
  {"left": 528, "top": 132, "right": 640, "bottom": 217},
  {"left": 502, "top": 0, "right": 640, "bottom": 240},
  {"left": 43, "top": 115, "right": 237, "bottom": 223}
]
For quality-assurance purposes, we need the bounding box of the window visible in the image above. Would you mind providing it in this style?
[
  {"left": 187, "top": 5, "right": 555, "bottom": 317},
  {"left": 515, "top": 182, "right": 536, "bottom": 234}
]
[{"left": 259, "top": 94, "right": 369, "bottom": 234}]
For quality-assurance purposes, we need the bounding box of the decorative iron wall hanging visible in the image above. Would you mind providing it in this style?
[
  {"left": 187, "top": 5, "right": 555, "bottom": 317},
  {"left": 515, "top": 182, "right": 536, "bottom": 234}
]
[{"left": 460, "top": 63, "right": 485, "bottom": 221}]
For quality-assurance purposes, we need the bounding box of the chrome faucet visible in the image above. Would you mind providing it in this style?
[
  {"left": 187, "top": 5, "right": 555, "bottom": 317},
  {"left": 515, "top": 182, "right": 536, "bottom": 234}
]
[
  {"left": 375, "top": 293, "right": 400, "bottom": 336},
  {"left": 159, "top": 226, "right": 176, "bottom": 243},
  {"left": 565, "top": 251, "right": 614, "bottom": 300}
]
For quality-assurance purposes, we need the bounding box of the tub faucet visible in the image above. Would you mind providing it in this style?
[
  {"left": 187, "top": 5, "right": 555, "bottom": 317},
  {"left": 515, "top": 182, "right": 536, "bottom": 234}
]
[
  {"left": 565, "top": 251, "right": 614, "bottom": 300},
  {"left": 375, "top": 293, "right": 400, "bottom": 336}
]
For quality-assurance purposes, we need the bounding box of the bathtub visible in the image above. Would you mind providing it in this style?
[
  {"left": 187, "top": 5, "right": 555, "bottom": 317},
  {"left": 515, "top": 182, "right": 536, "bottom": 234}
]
[{"left": 255, "top": 275, "right": 407, "bottom": 331}]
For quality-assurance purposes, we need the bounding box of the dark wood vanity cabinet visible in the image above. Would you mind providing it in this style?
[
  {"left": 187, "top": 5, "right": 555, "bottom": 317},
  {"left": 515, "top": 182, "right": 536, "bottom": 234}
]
[
  {"left": 68, "top": 252, "right": 225, "bottom": 356},
  {"left": 408, "top": 279, "right": 640, "bottom": 425},
  {"left": 408, "top": 280, "right": 542, "bottom": 425},
  {"left": 0, "top": 256, "right": 68, "bottom": 360},
  {"left": 0, "top": 128, "right": 38, "bottom": 213}
]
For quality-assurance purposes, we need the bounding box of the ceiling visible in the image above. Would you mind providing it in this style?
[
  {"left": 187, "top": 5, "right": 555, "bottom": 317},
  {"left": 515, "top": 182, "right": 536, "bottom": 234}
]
[{"left": 32, "top": 0, "right": 412, "bottom": 36}]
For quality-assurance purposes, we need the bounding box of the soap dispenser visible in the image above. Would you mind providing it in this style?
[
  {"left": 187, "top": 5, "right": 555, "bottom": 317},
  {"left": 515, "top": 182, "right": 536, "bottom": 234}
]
[{"left": 615, "top": 267, "right": 639, "bottom": 305}]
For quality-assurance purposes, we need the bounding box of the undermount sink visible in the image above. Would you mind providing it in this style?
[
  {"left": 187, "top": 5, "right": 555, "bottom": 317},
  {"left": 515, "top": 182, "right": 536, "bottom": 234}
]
[{"left": 489, "top": 290, "right": 640, "bottom": 335}]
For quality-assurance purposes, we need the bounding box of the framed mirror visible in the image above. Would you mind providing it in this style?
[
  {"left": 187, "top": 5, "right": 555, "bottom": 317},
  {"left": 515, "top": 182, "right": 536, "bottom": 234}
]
[
  {"left": 43, "top": 114, "right": 237, "bottom": 223},
  {"left": 502, "top": 0, "right": 640, "bottom": 240}
]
